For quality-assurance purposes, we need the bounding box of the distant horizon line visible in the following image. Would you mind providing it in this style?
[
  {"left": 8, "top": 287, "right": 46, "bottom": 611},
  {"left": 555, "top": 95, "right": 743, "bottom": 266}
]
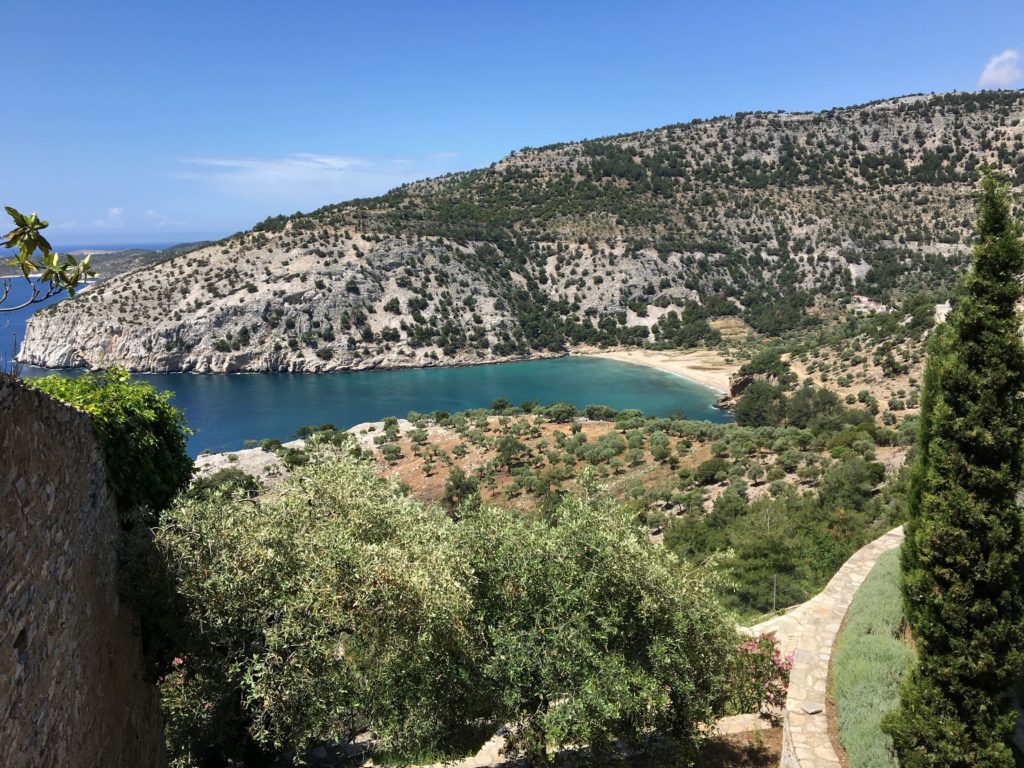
[{"left": 2, "top": 235, "right": 229, "bottom": 252}]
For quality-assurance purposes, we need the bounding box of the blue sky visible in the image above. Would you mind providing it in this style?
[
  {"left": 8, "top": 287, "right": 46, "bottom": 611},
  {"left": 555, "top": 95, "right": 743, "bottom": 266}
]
[{"left": 6, "top": 0, "right": 1024, "bottom": 245}]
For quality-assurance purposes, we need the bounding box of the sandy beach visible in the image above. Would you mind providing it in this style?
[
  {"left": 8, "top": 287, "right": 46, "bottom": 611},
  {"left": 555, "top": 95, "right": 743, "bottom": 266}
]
[{"left": 578, "top": 348, "right": 738, "bottom": 393}]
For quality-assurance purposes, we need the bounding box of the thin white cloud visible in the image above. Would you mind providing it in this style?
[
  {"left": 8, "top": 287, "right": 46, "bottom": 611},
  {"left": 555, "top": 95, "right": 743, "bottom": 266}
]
[
  {"left": 174, "top": 151, "right": 461, "bottom": 209},
  {"left": 143, "top": 209, "right": 185, "bottom": 228},
  {"left": 183, "top": 153, "right": 367, "bottom": 173},
  {"left": 978, "top": 49, "right": 1022, "bottom": 89},
  {"left": 54, "top": 207, "right": 186, "bottom": 233},
  {"left": 90, "top": 207, "right": 125, "bottom": 229}
]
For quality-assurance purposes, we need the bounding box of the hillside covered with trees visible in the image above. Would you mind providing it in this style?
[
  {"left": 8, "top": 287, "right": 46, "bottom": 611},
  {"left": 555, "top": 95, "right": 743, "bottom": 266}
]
[{"left": 18, "top": 90, "right": 1024, "bottom": 373}]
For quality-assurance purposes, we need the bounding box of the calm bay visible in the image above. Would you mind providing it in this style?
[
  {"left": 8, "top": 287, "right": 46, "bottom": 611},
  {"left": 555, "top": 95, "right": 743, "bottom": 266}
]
[{"left": 4, "top": 279, "right": 730, "bottom": 456}]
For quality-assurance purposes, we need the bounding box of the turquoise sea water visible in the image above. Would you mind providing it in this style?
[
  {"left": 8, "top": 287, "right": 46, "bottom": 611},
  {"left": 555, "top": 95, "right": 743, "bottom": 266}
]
[{"left": 5, "top": 281, "right": 730, "bottom": 456}]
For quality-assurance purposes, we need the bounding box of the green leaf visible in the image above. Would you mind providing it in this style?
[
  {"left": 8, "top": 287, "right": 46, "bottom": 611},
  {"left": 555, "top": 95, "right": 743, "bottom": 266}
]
[{"left": 5, "top": 206, "right": 26, "bottom": 226}]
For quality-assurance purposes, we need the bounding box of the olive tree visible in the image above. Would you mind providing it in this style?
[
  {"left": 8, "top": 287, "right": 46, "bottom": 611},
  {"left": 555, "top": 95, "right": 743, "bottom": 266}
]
[
  {"left": 159, "top": 451, "right": 738, "bottom": 767},
  {"left": 159, "top": 450, "right": 486, "bottom": 763},
  {"left": 454, "top": 472, "right": 736, "bottom": 764}
]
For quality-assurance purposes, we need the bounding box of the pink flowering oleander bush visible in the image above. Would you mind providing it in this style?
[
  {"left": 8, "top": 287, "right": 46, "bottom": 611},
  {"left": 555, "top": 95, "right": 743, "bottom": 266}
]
[{"left": 725, "top": 632, "right": 793, "bottom": 720}]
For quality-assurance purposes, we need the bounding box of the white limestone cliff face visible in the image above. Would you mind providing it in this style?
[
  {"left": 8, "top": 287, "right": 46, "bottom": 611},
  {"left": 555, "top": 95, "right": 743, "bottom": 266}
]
[
  {"left": 18, "top": 225, "right": 687, "bottom": 373},
  {"left": 19, "top": 233, "right": 566, "bottom": 372}
]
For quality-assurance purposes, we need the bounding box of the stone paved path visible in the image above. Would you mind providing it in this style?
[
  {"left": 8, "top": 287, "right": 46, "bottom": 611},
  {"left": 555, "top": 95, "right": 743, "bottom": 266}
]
[{"left": 745, "top": 526, "right": 905, "bottom": 767}]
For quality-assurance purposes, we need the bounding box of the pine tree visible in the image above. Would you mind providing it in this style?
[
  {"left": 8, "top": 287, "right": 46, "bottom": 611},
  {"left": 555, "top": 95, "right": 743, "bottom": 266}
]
[{"left": 883, "top": 175, "right": 1024, "bottom": 766}]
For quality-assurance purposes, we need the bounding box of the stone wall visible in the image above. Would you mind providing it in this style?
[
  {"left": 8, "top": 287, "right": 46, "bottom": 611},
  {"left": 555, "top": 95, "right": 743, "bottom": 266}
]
[{"left": 1, "top": 377, "right": 164, "bottom": 768}]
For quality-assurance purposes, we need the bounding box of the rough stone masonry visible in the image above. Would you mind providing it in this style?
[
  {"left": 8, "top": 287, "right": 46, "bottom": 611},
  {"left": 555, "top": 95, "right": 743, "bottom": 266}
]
[{"left": 1, "top": 377, "right": 164, "bottom": 768}]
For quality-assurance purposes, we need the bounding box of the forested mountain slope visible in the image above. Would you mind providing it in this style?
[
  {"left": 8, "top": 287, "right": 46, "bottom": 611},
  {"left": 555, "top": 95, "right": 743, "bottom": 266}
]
[{"left": 20, "top": 90, "right": 1024, "bottom": 372}]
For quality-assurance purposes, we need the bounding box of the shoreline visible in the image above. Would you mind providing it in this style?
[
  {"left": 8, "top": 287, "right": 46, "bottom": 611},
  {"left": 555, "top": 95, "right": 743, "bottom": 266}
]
[
  {"left": 17, "top": 347, "right": 736, "bottom": 389},
  {"left": 180, "top": 351, "right": 734, "bottom": 461},
  {"left": 575, "top": 348, "right": 737, "bottom": 394},
  {"left": 16, "top": 350, "right": 565, "bottom": 376}
]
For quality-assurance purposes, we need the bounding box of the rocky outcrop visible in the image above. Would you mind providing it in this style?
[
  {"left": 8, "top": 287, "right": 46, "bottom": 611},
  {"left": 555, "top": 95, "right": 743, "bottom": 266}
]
[
  {"left": 19, "top": 236, "right": 566, "bottom": 373},
  {"left": 727, "top": 369, "right": 786, "bottom": 398},
  {"left": 713, "top": 367, "right": 791, "bottom": 410}
]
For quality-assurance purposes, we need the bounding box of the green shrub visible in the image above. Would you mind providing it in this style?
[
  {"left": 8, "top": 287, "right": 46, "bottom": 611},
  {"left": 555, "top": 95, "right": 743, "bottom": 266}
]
[
  {"left": 833, "top": 549, "right": 914, "bottom": 768},
  {"left": 649, "top": 430, "right": 671, "bottom": 462},
  {"left": 448, "top": 472, "right": 737, "bottom": 764},
  {"left": 158, "top": 450, "right": 737, "bottom": 765},
  {"left": 693, "top": 457, "right": 731, "bottom": 485},
  {"left": 541, "top": 401, "right": 577, "bottom": 423},
  {"left": 583, "top": 404, "right": 617, "bottom": 421},
  {"left": 29, "top": 368, "right": 192, "bottom": 522},
  {"left": 443, "top": 466, "right": 480, "bottom": 509},
  {"left": 727, "top": 632, "right": 792, "bottom": 717},
  {"left": 576, "top": 430, "right": 626, "bottom": 465},
  {"left": 159, "top": 451, "right": 480, "bottom": 762},
  {"left": 737, "top": 347, "right": 795, "bottom": 385},
  {"left": 734, "top": 381, "right": 786, "bottom": 427},
  {"left": 380, "top": 443, "right": 403, "bottom": 463},
  {"left": 275, "top": 446, "right": 308, "bottom": 468},
  {"left": 188, "top": 468, "right": 261, "bottom": 500}
]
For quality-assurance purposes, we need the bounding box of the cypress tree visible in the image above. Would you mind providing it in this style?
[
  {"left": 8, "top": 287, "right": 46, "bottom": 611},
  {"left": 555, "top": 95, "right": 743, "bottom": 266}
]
[{"left": 884, "top": 175, "right": 1024, "bottom": 766}]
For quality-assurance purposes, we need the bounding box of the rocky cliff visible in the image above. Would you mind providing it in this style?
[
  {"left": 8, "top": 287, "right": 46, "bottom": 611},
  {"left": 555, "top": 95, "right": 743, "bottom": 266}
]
[{"left": 20, "top": 237, "right": 556, "bottom": 372}]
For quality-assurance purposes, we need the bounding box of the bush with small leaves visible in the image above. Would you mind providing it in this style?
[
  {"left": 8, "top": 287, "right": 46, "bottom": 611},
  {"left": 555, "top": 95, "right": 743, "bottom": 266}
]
[
  {"left": 159, "top": 452, "right": 739, "bottom": 766},
  {"left": 29, "top": 368, "right": 192, "bottom": 523}
]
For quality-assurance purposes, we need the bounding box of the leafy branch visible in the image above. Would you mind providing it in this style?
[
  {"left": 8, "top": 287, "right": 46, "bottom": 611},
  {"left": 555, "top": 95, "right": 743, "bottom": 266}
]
[{"left": 1, "top": 206, "right": 96, "bottom": 312}]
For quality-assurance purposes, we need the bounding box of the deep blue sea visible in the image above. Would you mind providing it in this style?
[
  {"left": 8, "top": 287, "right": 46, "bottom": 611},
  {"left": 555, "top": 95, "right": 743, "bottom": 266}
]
[{"left": 4, "top": 278, "right": 730, "bottom": 456}]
